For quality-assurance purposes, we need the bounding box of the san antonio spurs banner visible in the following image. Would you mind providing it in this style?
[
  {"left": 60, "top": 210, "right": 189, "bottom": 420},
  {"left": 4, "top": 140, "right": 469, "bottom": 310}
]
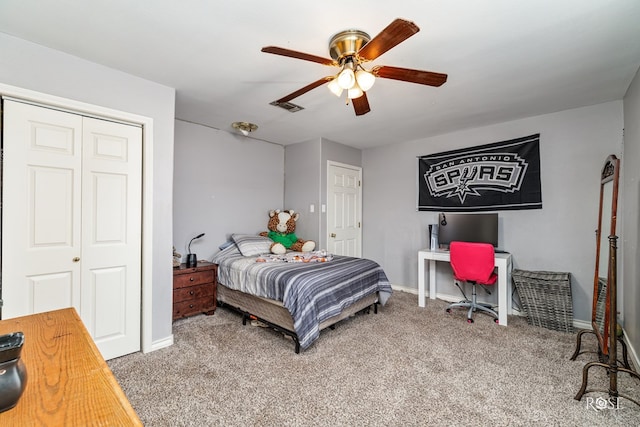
[{"left": 417, "top": 134, "right": 542, "bottom": 211}]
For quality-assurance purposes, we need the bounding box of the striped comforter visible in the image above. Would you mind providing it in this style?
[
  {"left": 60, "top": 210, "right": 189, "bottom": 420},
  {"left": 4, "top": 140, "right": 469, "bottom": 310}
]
[{"left": 212, "top": 245, "right": 392, "bottom": 349}]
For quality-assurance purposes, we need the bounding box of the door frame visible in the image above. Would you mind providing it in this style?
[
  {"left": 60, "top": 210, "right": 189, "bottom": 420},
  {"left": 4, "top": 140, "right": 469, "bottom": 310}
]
[
  {"left": 326, "top": 160, "right": 363, "bottom": 257},
  {"left": 0, "top": 83, "right": 155, "bottom": 354}
]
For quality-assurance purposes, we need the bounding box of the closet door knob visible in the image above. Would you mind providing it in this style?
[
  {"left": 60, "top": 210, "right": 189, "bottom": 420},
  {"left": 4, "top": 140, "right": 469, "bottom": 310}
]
[
  {"left": 73, "top": 257, "right": 81, "bottom": 262},
  {"left": 330, "top": 233, "right": 336, "bottom": 238}
]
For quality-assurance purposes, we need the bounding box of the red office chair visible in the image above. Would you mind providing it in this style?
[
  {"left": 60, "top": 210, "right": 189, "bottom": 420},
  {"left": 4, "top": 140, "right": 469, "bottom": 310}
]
[{"left": 445, "top": 241, "right": 499, "bottom": 324}]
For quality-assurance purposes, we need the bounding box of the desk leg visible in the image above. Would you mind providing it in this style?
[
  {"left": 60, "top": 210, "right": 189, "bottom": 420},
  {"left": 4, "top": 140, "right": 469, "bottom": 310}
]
[
  {"left": 506, "top": 261, "right": 513, "bottom": 317},
  {"left": 497, "top": 260, "right": 508, "bottom": 326},
  {"left": 429, "top": 260, "right": 437, "bottom": 300},
  {"left": 418, "top": 253, "right": 426, "bottom": 307}
]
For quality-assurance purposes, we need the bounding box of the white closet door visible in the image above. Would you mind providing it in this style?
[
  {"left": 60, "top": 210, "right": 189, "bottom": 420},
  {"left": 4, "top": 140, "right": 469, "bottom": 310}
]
[
  {"left": 81, "top": 117, "right": 142, "bottom": 359},
  {"left": 2, "top": 100, "right": 83, "bottom": 317},
  {"left": 1, "top": 100, "right": 142, "bottom": 360}
]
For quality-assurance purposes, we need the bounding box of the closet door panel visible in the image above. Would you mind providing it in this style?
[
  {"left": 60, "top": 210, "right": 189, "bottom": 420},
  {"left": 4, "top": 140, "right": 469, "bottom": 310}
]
[
  {"left": 81, "top": 117, "right": 142, "bottom": 359},
  {"left": 30, "top": 272, "right": 74, "bottom": 314},
  {"left": 2, "top": 100, "right": 82, "bottom": 319},
  {"left": 2, "top": 100, "right": 142, "bottom": 360}
]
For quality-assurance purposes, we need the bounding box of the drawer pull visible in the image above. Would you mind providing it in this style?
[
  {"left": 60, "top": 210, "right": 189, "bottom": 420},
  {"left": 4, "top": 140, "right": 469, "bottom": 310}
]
[
  {"left": 189, "top": 291, "right": 194, "bottom": 295},
  {"left": 189, "top": 304, "right": 194, "bottom": 308},
  {"left": 189, "top": 277, "right": 195, "bottom": 281}
]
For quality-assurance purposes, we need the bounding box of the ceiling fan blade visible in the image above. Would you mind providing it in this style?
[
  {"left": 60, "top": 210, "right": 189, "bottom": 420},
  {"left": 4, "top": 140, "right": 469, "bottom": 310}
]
[
  {"left": 261, "top": 46, "right": 336, "bottom": 66},
  {"left": 274, "top": 77, "right": 333, "bottom": 103},
  {"left": 352, "top": 92, "right": 371, "bottom": 116},
  {"left": 357, "top": 18, "right": 420, "bottom": 61},
  {"left": 373, "top": 65, "right": 448, "bottom": 87}
]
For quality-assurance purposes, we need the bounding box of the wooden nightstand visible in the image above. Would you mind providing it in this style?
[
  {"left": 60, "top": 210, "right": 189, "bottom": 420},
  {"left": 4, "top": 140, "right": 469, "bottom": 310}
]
[{"left": 172, "top": 261, "right": 217, "bottom": 320}]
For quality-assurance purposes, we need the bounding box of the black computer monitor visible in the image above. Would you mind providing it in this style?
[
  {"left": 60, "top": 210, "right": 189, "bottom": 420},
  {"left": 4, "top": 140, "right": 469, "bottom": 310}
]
[{"left": 438, "top": 213, "right": 499, "bottom": 248}]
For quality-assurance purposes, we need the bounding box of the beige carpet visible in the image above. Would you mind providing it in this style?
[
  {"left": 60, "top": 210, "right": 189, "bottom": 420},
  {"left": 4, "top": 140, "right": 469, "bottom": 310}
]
[{"left": 108, "top": 291, "right": 640, "bottom": 426}]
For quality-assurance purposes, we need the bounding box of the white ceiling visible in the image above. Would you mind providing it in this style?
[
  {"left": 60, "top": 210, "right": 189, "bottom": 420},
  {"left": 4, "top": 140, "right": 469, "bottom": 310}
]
[{"left": 1, "top": 1, "right": 639, "bottom": 149}]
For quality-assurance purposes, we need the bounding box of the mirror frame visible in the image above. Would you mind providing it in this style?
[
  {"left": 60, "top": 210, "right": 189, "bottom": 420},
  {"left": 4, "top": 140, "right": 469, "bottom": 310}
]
[{"left": 591, "top": 154, "right": 619, "bottom": 356}]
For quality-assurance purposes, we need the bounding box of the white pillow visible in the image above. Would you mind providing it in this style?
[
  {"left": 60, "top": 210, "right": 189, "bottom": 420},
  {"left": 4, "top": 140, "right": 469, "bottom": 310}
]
[{"left": 231, "top": 234, "right": 273, "bottom": 256}]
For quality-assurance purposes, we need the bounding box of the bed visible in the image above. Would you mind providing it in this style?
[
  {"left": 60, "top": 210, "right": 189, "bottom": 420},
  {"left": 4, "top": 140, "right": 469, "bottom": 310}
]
[{"left": 212, "top": 234, "right": 393, "bottom": 353}]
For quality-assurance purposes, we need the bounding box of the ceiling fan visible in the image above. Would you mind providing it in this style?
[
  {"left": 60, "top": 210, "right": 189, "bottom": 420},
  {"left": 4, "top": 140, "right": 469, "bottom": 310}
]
[{"left": 262, "top": 18, "right": 448, "bottom": 116}]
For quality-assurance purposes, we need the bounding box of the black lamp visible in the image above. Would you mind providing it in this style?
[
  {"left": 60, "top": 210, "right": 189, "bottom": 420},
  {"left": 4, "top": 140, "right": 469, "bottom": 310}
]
[{"left": 186, "top": 233, "right": 205, "bottom": 268}]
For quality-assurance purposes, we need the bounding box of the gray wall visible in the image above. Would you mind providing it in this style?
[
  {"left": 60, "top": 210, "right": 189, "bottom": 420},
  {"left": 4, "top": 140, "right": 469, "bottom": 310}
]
[
  {"left": 284, "top": 139, "right": 321, "bottom": 243},
  {"left": 320, "top": 139, "right": 363, "bottom": 250},
  {"left": 0, "top": 33, "right": 176, "bottom": 345},
  {"left": 284, "top": 138, "right": 362, "bottom": 250},
  {"left": 362, "top": 101, "right": 623, "bottom": 324},
  {"left": 623, "top": 68, "right": 640, "bottom": 361},
  {"left": 173, "top": 120, "right": 284, "bottom": 259}
]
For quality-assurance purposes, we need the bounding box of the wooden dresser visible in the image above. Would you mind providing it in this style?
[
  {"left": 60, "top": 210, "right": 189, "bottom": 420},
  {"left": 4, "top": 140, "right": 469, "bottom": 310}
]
[
  {"left": 0, "top": 308, "right": 141, "bottom": 426},
  {"left": 172, "top": 261, "right": 217, "bottom": 320}
]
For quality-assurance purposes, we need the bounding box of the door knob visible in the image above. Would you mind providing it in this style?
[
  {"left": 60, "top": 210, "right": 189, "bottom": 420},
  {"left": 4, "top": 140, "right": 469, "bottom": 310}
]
[
  {"left": 72, "top": 257, "right": 80, "bottom": 262},
  {"left": 330, "top": 233, "right": 336, "bottom": 238}
]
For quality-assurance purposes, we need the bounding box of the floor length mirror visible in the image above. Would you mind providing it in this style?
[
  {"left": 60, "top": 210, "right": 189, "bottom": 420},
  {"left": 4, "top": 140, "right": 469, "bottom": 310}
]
[{"left": 570, "top": 154, "right": 639, "bottom": 406}]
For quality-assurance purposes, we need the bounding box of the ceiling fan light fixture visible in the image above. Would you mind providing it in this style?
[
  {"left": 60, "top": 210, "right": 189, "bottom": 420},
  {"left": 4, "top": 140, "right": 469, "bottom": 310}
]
[
  {"left": 355, "top": 68, "right": 375, "bottom": 91},
  {"left": 348, "top": 85, "right": 364, "bottom": 99},
  {"left": 337, "top": 67, "right": 355, "bottom": 89},
  {"left": 231, "top": 121, "right": 258, "bottom": 136},
  {"left": 262, "top": 19, "right": 447, "bottom": 117},
  {"left": 327, "top": 79, "right": 343, "bottom": 97}
]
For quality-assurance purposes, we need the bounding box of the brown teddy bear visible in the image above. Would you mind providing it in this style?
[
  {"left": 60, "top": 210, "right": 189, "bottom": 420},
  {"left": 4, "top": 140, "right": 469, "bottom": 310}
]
[{"left": 260, "top": 209, "right": 316, "bottom": 255}]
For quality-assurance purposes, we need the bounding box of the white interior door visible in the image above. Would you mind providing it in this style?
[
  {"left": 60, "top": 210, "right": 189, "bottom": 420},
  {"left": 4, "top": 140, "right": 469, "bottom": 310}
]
[
  {"left": 80, "top": 117, "right": 142, "bottom": 359},
  {"left": 2, "top": 100, "right": 83, "bottom": 316},
  {"left": 327, "top": 162, "right": 362, "bottom": 257},
  {"left": 1, "top": 99, "right": 142, "bottom": 360}
]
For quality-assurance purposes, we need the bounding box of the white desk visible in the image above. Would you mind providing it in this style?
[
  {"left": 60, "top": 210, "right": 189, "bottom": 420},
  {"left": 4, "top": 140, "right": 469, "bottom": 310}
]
[{"left": 417, "top": 249, "right": 513, "bottom": 326}]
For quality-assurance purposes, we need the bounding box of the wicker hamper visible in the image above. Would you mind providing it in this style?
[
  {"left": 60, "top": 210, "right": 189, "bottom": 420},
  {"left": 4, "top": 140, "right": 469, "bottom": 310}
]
[{"left": 512, "top": 269, "right": 573, "bottom": 333}]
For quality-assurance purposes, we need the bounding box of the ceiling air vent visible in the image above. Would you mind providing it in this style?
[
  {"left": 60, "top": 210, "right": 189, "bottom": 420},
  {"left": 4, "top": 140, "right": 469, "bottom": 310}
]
[{"left": 270, "top": 100, "right": 304, "bottom": 112}]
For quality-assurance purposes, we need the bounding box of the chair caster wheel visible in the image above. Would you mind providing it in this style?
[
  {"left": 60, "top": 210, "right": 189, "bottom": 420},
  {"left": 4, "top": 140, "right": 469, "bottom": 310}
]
[
  {"left": 467, "top": 318, "right": 474, "bottom": 324},
  {"left": 494, "top": 318, "right": 499, "bottom": 324},
  {"left": 446, "top": 308, "right": 451, "bottom": 313}
]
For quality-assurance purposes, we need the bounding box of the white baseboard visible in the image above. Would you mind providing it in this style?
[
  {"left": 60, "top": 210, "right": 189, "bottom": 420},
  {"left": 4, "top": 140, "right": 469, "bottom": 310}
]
[
  {"left": 391, "top": 285, "right": 601, "bottom": 328},
  {"left": 390, "top": 284, "right": 459, "bottom": 302},
  {"left": 144, "top": 334, "right": 174, "bottom": 353},
  {"left": 391, "top": 284, "right": 418, "bottom": 295},
  {"left": 390, "top": 284, "right": 518, "bottom": 313},
  {"left": 572, "top": 319, "right": 591, "bottom": 330},
  {"left": 622, "top": 329, "right": 640, "bottom": 371}
]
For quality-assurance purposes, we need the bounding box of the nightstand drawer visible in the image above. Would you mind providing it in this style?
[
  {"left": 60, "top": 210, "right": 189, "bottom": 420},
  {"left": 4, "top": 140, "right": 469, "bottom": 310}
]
[
  {"left": 173, "top": 270, "right": 214, "bottom": 289},
  {"left": 173, "top": 261, "right": 217, "bottom": 320},
  {"left": 173, "top": 283, "right": 215, "bottom": 304},
  {"left": 173, "top": 296, "right": 215, "bottom": 319}
]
